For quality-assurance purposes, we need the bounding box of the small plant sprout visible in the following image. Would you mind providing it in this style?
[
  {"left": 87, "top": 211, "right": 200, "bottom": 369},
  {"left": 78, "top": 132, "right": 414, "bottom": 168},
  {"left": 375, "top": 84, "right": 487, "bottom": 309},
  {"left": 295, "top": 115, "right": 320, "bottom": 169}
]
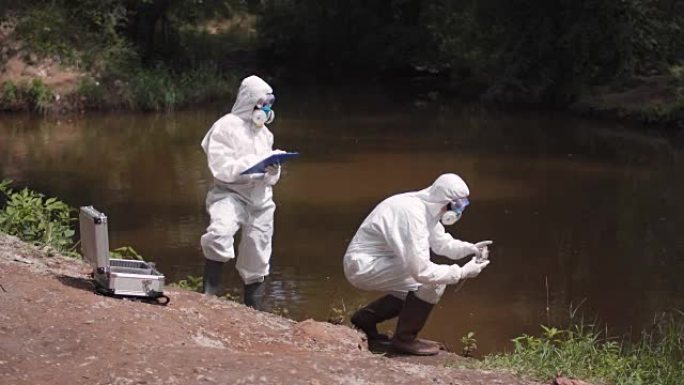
[
  {"left": 170, "top": 275, "right": 203, "bottom": 292},
  {"left": 461, "top": 331, "right": 478, "bottom": 357},
  {"left": 109, "top": 246, "right": 146, "bottom": 261}
]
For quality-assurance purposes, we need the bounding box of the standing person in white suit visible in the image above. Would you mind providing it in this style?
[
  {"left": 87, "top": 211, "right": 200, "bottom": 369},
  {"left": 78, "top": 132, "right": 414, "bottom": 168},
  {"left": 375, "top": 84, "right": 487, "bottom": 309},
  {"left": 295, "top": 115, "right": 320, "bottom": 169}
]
[
  {"left": 343, "top": 173, "right": 493, "bottom": 356},
  {"left": 200, "top": 75, "right": 282, "bottom": 310}
]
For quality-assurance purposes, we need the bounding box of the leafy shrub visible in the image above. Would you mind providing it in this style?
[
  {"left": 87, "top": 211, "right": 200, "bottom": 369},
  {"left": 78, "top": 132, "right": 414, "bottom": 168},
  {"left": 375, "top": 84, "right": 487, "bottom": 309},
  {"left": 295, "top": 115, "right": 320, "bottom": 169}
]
[
  {"left": 178, "top": 65, "right": 237, "bottom": 105},
  {"left": 0, "top": 179, "right": 75, "bottom": 253},
  {"left": 127, "top": 69, "right": 181, "bottom": 112},
  {"left": 14, "top": 4, "right": 76, "bottom": 62}
]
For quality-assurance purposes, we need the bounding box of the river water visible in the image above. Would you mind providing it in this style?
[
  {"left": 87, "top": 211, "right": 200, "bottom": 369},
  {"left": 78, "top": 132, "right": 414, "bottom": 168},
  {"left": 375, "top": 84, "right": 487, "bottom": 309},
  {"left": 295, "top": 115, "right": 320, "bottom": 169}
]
[{"left": 1, "top": 86, "right": 683, "bottom": 355}]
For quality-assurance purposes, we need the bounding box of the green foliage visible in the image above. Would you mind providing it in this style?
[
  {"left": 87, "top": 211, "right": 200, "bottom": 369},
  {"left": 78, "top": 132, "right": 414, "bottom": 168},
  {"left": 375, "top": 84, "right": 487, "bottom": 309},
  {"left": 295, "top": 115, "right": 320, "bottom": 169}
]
[
  {"left": 0, "top": 179, "right": 75, "bottom": 253},
  {"left": 179, "top": 65, "right": 238, "bottom": 104},
  {"left": 484, "top": 313, "right": 684, "bottom": 384},
  {"left": 461, "top": 331, "right": 478, "bottom": 358},
  {"left": 14, "top": 4, "right": 77, "bottom": 61},
  {"left": 260, "top": 0, "right": 438, "bottom": 74},
  {"left": 28, "top": 79, "right": 53, "bottom": 113},
  {"left": 0, "top": 80, "right": 54, "bottom": 112},
  {"left": 4, "top": 0, "right": 240, "bottom": 111},
  {"left": 327, "top": 298, "right": 365, "bottom": 326},
  {"left": 127, "top": 69, "right": 181, "bottom": 112},
  {"left": 327, "top": 300, "right": 349, "bottom": 325},
  {"left": 126, "top": 66, "right": 237, "bottom": 111},
  {"left": 1, "top": 81, "right": 18, "bottom": 101},
  {"left": 259, "top": 0, "right": 684, "bottom": 104},
  {"left": 672, "top": 64, "right": 684, "bottom": 109},
  {"left": 424, "top": 0, "right": 684, "bottom": 103},
  {"left": 270, "top": 305, "right": 290, "bottom": 318},
  {"left": 109, "top": 246, "right": 146, "bottom": 261},
  {"left": 0, "top": 81, "right": 20, "bottom": 109},
  {"left": 672, "top": 64, "right": 684, "bottom": 82},
  {"left": 5, "top": 0, "right": 683, "bottom": 111},
  {"left": 75, "top": 78, "right": 105, "bottom": 108},
  {"left": 13, "top": 0, "right": 129, "bottom": 65},
  {"left": 222, "top": 291, "right": 240, "bottom": 302},
  {"left": 170, "top": 275, "right": 203, "bottom": 292}
]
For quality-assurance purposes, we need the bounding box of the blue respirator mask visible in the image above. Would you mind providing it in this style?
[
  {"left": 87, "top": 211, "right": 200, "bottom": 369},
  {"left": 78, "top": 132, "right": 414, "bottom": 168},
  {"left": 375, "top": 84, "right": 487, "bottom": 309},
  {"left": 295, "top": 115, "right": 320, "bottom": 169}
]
[
  {"left": 440, "top": 197, "right": 469, "bottom": 226},
  {"left": 252, "top": 94, "right": 276, "bottom": 127}
]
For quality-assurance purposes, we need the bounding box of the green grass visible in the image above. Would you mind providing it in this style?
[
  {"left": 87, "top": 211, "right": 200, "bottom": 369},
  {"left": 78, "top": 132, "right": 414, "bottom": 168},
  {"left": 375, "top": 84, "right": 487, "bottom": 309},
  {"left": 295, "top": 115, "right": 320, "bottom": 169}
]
[
  {"left": 482, "top": 312, "right": 684, "bottom": 384},
  {"left": 0, "top": 67, "right": 238, "bottom": 112},
  {"left": 125, "top": 66, "right": 237, "bottom": 112},
  {"left": 0, "top": 79, "right": 54, "bottom": 113},
  {"left": 28, "top": 79, "right": 54, "bottom": 113},
  {"left": 1, "top": 80, "right": 20, "bottom": 108}
]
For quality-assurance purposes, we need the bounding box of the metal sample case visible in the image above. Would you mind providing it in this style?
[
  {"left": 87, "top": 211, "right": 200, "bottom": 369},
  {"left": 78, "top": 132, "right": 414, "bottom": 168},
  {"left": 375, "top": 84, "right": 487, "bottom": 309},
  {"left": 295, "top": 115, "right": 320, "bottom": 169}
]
[{"left": 79, "top": 206, "right": 168, "bottom": 304}]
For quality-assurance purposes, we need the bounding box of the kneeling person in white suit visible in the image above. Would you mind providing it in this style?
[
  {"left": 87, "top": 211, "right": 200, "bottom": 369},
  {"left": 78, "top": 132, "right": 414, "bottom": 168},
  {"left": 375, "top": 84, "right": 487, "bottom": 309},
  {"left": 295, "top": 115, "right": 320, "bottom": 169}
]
[{"left": 343, "top": 173, "right": 492, "bottom": 356}]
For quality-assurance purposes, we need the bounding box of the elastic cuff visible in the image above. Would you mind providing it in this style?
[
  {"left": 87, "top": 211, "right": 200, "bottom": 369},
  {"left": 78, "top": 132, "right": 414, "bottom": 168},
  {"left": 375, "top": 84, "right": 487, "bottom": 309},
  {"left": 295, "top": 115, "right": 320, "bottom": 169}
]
[
  {"left": 243, "top": 275, "right": 266, "bottom": 285},
  {"left": 415, "top": 284, "right": 446, "bottom": 304}
]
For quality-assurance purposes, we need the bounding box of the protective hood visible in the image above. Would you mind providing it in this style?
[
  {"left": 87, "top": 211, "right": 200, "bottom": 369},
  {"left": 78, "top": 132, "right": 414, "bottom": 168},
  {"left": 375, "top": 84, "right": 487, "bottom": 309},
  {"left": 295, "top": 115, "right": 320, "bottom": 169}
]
[
  {"left": 414, "top": 174, "right": 470, "bottom": 218},
  {"left": 231, "top": 75, "right": 273, "bottom": 120}
]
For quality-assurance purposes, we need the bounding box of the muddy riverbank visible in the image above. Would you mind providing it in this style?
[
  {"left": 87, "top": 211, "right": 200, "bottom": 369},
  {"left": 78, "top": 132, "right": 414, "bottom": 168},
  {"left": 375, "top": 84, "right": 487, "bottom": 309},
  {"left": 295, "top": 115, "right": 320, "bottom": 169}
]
[{"left": 0, "top": 232, "right": 546, "bottom": 385}]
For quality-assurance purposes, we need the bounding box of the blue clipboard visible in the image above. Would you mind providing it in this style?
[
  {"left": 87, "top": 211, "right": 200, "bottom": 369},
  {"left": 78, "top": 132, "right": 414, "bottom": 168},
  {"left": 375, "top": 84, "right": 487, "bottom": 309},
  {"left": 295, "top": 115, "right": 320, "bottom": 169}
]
[{"left": 240, "top": 152, "right": 300, "bottom": 175}]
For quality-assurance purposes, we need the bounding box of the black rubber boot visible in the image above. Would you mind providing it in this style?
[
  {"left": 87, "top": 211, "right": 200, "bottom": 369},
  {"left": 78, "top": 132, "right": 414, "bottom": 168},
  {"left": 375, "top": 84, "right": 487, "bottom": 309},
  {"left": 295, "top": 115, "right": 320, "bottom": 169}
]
[
  {"left": 391, "top": 291, "right": 440, "bottom": 356},
  {"left": 351, "top": 294, "right": 404, "bottom": 343},
  {"left": 243, "top": 280, "right": 266, "bottom": 310},
  {"left": 202, "top": 259, "right": 224, "bottom": 296}
]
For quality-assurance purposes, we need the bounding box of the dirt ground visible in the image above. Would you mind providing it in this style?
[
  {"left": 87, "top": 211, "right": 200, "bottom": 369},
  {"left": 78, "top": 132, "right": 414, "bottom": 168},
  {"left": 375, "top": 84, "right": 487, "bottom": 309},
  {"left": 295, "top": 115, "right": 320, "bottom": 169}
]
[
  {"left": 0, "top": 233, "right": 545, "bottom": 385},
  {"left": 0, "top": 19, "right": 86, "bottom": 114},
  {"left": 0, "top": 20, "right": 83, "bottom": 94}
]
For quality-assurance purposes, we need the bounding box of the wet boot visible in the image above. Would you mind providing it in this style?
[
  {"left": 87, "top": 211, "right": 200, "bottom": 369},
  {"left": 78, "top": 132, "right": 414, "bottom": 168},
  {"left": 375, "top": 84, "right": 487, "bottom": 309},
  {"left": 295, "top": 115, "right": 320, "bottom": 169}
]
[
  {"left": 202, "top": 259, "right": 224, "bottom": 296},
  {"left": 243, "top": 281, "right": 266, "bottom": 310},
  {"left": 351, "top": 295, "right": 404, "bottom": 347},
  {"left": 391, "top": 291, "right": 440, "bottom": 356}
]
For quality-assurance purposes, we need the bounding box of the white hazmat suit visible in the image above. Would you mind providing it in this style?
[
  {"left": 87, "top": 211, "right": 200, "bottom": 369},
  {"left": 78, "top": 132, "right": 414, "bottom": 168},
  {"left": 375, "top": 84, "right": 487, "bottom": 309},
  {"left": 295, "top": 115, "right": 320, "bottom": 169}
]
[
  {"left": 200, "top": 75, "right": 280, "bottom": 285},
  {"left": 344, "top": 174, "right": 488, "bottom": 304}
]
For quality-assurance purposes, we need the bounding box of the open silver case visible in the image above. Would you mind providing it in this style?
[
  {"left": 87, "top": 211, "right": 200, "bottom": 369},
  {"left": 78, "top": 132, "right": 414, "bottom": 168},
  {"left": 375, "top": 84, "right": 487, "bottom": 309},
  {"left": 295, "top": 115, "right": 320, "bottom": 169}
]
[{"left": 79, "top": 206, "right": 169, "bottom": 305}]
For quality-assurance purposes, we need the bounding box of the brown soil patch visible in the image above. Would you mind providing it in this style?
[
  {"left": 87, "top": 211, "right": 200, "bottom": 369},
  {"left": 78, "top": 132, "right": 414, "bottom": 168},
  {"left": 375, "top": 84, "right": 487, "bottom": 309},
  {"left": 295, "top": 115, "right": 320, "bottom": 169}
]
[
  {"left": 0, "top": 20, "right": 84, "bottom": 95},
  {"left": 0, "top": 233, "right": 544, "bottom": 385},
  {"left": 0, "top": 56, "right": 83, "bottom": 94}
]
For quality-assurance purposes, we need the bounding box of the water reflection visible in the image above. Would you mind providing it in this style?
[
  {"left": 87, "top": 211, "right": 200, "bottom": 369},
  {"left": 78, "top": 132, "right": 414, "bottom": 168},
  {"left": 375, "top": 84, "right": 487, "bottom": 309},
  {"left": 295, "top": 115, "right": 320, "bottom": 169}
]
[{"left": 1, "top": 89, "right": 683, "bottom": 355}]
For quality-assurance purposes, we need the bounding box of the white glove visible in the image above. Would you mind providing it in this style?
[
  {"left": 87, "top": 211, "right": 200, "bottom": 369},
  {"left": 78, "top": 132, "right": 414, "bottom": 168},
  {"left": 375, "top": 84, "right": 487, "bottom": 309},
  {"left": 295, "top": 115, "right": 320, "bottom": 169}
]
[
  {"left": 263, "top": 164, "right": 281, "bottom": 186},
  {"left": 465, "top": 240, "right": 493, "bottom": 257},
  {"left": 474, "top": 240, "right": 493, "bottom": 249},
  {"left": 459, "top": 257, "right": 491, "bottom": 279}
]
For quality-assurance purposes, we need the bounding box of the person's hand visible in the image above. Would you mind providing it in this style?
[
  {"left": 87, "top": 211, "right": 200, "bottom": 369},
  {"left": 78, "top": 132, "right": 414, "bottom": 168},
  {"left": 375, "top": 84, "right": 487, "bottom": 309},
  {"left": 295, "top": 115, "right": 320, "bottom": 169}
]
[
  {"left": 474, "top": 240, "right": 493, "bottom": 250},
  {"left": 264, "top": 163, "right": 281, "bottom": 186},
  {"left": 465, "top": 240, "right": 493, "bottom": 257},
  {"left": 265, "top": 164, "right": 280, "bottom": 175},
  {"left": 459, "top": 257, "right": 491, "bottom": 279}
]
